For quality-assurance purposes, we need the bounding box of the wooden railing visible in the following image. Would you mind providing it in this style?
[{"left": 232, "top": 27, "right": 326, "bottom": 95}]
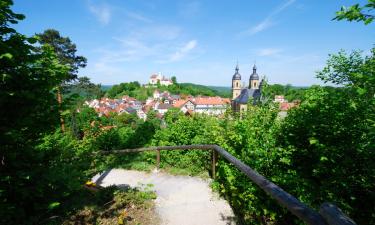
[{"left": 103, "top": 144, "right": 356, "bottom": 225}]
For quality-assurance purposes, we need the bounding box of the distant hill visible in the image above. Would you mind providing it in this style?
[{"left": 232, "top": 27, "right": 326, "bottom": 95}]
[
  {"left": 207, "top": 86, "right": 231, "bottom": 96},
  {"left": 101, "top": 85, "right": 113, "bottom": 91},
  {"left": 101, "top": 82, "right": 232, "bottom": 98},
  {"left": 179, "top": 83, "right": 231, "bottom": 98}
]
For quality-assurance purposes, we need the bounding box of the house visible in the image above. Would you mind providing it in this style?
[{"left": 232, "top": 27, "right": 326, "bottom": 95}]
[
  {"left": 160, "top": 77, "right": 173, "bottom": 86},
  {"left": 192, "top": 97, "right": 229, "bottom": 115},
  {"left": 274, "top": 95, "right": 286, "bottom": 103},
  {"left": 173, "top": 97, "right": 229, "bottom": 115},
  {"left": 137, "top": 109, "right": 147, "bottom": 121},
  {"left": 149, "top": 73, "right": 162, "bottom": 85},
  {"left": 153, "top": 90, "right": 161, "bottom": 99},
  {"left": 156, "top": 103, "right": 172, "bottom": 115},
  {"left": 149, "top": 72, "right": 173, "bottom": 86}
]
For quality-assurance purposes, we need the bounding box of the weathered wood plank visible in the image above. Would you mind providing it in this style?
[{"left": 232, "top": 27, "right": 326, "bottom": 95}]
[
  {"left": 319, "top": 202, "right": 357, "bottom": 225},
  {"left": 102, "top": 145, "right": 215, "bottom": 154}
]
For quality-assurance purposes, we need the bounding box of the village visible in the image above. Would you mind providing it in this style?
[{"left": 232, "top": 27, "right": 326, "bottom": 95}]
[{"left": 85, "top": 71, "right": 298, "bottom": 120}]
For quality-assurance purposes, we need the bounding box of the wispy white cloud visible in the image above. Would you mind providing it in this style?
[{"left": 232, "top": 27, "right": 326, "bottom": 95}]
[
  {"left": 258, "top": 48, "right": 283, "bottom": 56},
  {"left": 159, "top": 40, "right": 198, "bottom": 63},
  {"left": 240, "top": 0, "right": 296, "bottom": 36},
  {"left": 88, "top": 1, "right": 111, "bottom": 25},
  {"left": 91, "top": 23, "right": 197, "bottom": 65},
  {"left": 126, "top": 11, "right": 152, "bottom": 23}
]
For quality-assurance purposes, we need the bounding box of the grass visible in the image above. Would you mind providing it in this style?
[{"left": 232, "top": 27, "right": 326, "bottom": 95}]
[
  {"left": 46, "top": 185, "right": 159, "bottom": 225},
  {"left": 99, "top": 151, "right": 212, "bottom": 179}
]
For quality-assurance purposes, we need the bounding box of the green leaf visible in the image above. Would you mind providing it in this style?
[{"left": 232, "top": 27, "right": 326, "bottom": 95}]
[
  {"left": 320, "top": 156, "right": 328, "bottom": 162},
  {"left": 309, "top": 138, "right": 318, "bottom": 145},
  {"left": 0, "top": 53, "right": 13, "bottom": 60},
  {"left": 356, "top": 87, "right": 367, "bottom": 95},
  {"left": 48, "top": 202, "right": 60, "bottom": 210}
]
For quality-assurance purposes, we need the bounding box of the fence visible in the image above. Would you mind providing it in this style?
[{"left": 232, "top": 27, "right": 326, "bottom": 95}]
[{"left": 103, "top": 144, "right": 356, "bottom": 225}]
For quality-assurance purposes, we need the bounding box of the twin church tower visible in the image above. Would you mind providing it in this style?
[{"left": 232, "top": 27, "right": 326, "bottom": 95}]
[{"left": 231, "top": 63, "right": 263, "bottom": 112}]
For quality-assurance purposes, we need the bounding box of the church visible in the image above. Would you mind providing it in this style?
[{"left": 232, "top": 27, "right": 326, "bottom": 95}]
[{"left": 231, "top": 64, "right": 263, "bottom": 112}]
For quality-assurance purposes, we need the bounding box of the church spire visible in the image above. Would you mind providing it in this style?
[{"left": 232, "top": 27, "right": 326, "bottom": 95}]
[
  {"left": 232, "top": 62, "right": 241, "bottom": 80},
  {"left": 253, "top": 62, "right": 257, "bottom": 73}
]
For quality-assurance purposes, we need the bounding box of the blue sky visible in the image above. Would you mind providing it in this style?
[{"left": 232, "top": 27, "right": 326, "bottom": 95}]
[{"left": 13, "top": 0, "right": 374, "bottom": 86}]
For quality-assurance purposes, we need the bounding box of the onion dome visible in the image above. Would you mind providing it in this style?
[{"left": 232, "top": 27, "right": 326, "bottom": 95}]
[
  {"left": 232, "top": 64, "right": 241, "bottom": 80},
  {"left": 250, "top": 64, "right": 259, "bottom": 80}
]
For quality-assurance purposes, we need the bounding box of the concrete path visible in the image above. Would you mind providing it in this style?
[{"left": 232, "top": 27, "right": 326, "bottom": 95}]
[{"left": 93, "top": 169, "right": 236, "bottom": 225}]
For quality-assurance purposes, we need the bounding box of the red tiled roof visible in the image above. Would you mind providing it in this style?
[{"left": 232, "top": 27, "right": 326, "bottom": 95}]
[
  {"left": 192, "top": 96, "right": 228, "bottom": 105},
  {"left": 173, "top": 99, "right": 187, "bottom": 108},
  {"left": 279, "top": 102, "right": 297, "bottom": 111}
]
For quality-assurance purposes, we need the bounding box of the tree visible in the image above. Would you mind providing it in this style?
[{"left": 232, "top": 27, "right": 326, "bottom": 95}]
[
  {"left": 0, "top": 1, "right": 76, "bottom": 223},
  {"left": 171, "top": 76, "right": 177, "bottom": 84},
  {"left": 36, "top": 29, "right": 87, "bottom": 132},
  {"left": 64, "top": 76, "right": 103, "bottom": 100},
  {"left": 36, "top": 29, "right": 87, "bottom": 79},
  {"left": 334, "top": 0, "right": 375, "bottom": 25}
]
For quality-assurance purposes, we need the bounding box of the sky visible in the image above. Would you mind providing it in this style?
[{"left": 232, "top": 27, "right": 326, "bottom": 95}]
[{"left": 12, "top": 0, "right": 374, "bottom": 86}]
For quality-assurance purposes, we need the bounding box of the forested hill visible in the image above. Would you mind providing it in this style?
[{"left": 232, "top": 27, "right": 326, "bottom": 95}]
[
  {"left": 103, "top": 82, "right": 232, "bottom": 99},
  {"left": 102, "top": 82, "right": 307, "bottom": 101},
  {"left": 179, "top": 83, "right": 231, "bottom": 97}
]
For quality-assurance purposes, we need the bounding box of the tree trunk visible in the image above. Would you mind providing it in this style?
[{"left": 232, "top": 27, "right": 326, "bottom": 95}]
[{"left": 57, "top": 86, "right": 65, "bottom": 132}]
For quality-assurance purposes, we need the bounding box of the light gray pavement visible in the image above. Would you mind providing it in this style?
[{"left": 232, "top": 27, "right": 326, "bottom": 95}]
[{"left": 93, "top": 169, "right": 236, "bottom": 225}]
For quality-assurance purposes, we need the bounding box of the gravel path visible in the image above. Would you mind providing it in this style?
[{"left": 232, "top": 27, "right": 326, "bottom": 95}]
[{"left": 93, "top": 169, "right": 236, "bottom": 225}]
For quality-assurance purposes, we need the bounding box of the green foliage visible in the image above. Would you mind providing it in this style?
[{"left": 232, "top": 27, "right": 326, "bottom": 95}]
[
  {"left": 277, "top": 85, "right": 374, "bottom": 224},
  {"left": 0, "top": 2, "right": 90, "bottom": 224},
  {"left": 1, "top": 1, "right": 373, "bottom": 224},
  {"left": 262, "top": 83, "right": 306, "bottom": 102},
  {"left": 105, "top": 81, "right": 229, "bottom": 100},
  {"left": 51, "top": 186, "right": 157, "bottom": 225},
  {"left": 64, "top": 76, "right": 104, "bottom": 101},
  {"left": 36, "top": 29, "right": 87, "bottom": 81},
  {"left": 334, "top": 0, "right": 375, "bottom": 25},
  {"left": 151, "top": 114, "right": 221, "bottom": 176},
  {"left": 106, "top": 81, "right": 142, "bottom": 98}
]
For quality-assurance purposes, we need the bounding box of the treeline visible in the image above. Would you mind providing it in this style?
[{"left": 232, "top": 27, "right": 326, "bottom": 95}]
[
  {"left": 263, "top": 84, "right": 306, "bottom": 101},
  {"left": 105, "top": 80, "right": 230, "bottom": 100},
  {"left": 105, "top": 81, "right": 306, "bottom": 101}
]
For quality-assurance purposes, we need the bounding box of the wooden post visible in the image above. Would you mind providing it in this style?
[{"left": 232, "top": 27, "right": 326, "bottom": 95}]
[
  {"left": 156, "top": 150, "right": 160, "bottom": 169},
  {"left": 212, "top": 149, "right": 217, "bottom": 179}
]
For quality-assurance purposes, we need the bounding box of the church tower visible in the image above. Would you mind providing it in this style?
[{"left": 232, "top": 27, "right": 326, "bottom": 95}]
[
  {"left": 249, "top": 64, "right": 259, "bottom": 89},
  {"left": 232, "top": 64, "right": 242, "bottom": 100}
]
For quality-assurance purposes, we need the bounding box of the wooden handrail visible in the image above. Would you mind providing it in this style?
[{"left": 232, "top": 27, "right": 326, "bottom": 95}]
[{"left": 102, "top": 144, "right": 356, "bottom": 225}]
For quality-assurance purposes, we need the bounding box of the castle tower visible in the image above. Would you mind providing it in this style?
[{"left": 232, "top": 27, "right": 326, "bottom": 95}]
[
  {"left": 232, "top": 64, "right": 242, "bottom": 99},
  {"left": 249, "top": 64, "right": 259, "bottom": 89}
]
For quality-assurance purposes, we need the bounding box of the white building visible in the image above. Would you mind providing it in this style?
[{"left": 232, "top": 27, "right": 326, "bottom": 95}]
[
  {"left": 173, "top": 97, "right": 230, "bottom": 116},
  {"left": 274, "top": 95, "right": 286, "bottom": 103},
  {"left": 149, "top": 72, "right": 173, "bottom": 86}
]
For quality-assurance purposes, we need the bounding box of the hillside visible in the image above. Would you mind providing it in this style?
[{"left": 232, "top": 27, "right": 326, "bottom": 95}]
[{"left": 103, "top": 82, "right": 231, "bottom": 99}]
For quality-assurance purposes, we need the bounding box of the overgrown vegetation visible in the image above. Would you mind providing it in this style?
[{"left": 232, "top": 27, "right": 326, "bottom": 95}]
[{"left": 55, "top": 186, "right": 158, "bottom": 225}]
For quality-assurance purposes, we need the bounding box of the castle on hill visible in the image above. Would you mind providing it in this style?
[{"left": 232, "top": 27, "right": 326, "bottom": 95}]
[
  {"left": 149, "top": 72, "right": 173, "bottom": 86},
  {"left": 231, "top": 63, "right": 264, "bottom": 112}
]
